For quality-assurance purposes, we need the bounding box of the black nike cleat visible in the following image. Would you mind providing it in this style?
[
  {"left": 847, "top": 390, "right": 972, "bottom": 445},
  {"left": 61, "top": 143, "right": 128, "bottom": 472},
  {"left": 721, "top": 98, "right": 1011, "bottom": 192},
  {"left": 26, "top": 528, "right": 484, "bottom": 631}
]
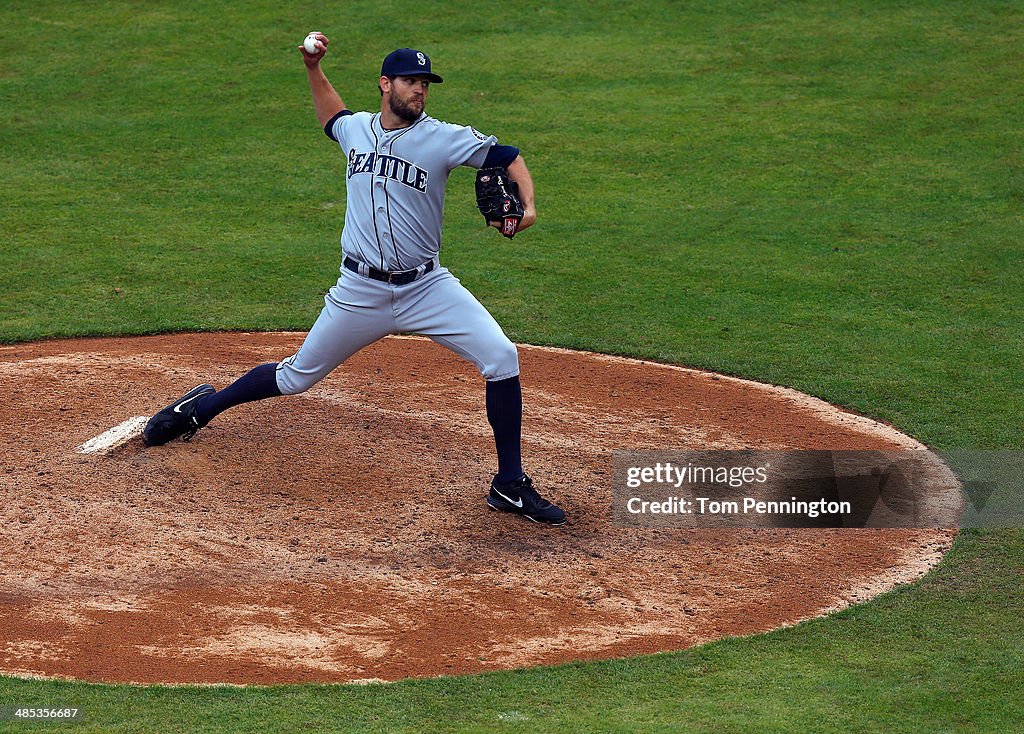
[
  {"left": 141, "top": 384, "right": 216, "bottom": 447},
  {"left": 487, "top": 474, "right": 567, "bottom": 526}
]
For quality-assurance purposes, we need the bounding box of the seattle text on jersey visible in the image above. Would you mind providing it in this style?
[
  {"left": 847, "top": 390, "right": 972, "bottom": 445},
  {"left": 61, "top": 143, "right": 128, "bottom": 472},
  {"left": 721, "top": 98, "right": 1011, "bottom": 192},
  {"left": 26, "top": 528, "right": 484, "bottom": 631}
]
[{"left": 347, "top": 149, "right": 429, "bottom": 193}]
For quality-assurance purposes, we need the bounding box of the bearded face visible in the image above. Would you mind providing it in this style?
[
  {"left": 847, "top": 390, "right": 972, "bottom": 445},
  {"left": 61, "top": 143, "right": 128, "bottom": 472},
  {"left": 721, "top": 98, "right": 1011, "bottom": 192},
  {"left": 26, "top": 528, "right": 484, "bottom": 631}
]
[
  {"left": 389, "top": 93, "right": 422, "bottom": 122},
  {"left": 385, "top": 76, "right": 429, "bottom": 122}
]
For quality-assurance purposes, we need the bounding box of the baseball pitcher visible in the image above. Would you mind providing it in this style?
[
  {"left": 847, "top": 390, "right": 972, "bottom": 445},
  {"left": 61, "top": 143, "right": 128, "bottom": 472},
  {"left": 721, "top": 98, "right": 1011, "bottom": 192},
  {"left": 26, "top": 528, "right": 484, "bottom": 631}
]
[{"left": 141, "top": 36, "right": 566, "bottom": 526}]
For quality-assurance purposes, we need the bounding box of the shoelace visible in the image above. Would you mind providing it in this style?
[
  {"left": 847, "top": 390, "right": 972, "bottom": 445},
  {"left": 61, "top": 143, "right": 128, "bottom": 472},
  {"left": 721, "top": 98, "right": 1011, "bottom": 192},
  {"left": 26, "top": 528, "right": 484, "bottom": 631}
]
[{"left": 514, "top": 478, "right": 552, "bottom": 509}]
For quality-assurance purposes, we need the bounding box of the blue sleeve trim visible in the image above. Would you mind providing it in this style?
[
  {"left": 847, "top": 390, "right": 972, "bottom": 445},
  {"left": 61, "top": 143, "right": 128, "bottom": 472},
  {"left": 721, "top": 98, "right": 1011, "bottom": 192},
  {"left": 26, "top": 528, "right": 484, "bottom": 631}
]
[
  {"left": 324, "top": 109, "right": 354, "bottom": 142},
  {"left": 483, "top": 144, "right": 519, "bottom": 169}
]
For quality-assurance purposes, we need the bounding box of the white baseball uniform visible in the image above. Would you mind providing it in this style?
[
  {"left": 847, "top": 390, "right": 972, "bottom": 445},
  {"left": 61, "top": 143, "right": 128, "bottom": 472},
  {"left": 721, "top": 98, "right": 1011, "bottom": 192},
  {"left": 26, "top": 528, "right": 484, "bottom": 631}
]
[{"left": 275, "top": 110, "right": 520, "bottom": 395}]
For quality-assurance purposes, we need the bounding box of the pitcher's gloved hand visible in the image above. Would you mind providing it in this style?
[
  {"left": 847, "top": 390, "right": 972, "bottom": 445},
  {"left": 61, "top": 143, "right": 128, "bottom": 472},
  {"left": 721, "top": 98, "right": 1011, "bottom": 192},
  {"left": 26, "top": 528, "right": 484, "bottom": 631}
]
[{"left": 475, "top": 167, "right": 524, "bottom": 239}]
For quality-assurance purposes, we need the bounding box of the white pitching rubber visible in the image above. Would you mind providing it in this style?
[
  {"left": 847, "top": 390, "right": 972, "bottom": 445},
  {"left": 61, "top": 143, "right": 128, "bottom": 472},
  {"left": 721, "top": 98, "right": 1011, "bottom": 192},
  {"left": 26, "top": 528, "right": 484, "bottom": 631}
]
[{"left": 76, "top": 416, "right": 150, "bottom": 454}]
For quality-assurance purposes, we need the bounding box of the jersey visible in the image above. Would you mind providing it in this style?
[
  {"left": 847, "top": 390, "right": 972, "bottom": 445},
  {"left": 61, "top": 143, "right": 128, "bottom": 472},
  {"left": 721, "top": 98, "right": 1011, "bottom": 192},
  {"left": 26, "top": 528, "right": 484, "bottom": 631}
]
[
  {"left": 326, "top": 110, "right": 497, "bottom": 271},
  {"left": 273, "top": 107, "right": 519, "bottom": 394}
]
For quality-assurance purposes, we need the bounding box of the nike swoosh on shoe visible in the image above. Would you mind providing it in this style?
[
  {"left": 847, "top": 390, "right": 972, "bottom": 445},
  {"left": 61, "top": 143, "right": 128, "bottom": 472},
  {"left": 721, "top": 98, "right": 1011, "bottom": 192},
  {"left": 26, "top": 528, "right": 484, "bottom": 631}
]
[
  {"left": 173, "top": 393, "right": 206, "bottom": 414},
  {"left": 492, "top": 488, "right": 524, "bottom": 508}
]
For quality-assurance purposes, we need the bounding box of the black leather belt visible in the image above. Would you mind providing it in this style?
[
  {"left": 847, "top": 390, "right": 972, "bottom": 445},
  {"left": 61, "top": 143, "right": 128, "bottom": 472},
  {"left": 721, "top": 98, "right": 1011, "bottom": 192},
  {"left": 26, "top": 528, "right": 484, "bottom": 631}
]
[{"left": 343, "top": 256, "right": 435, "bottom": 285}]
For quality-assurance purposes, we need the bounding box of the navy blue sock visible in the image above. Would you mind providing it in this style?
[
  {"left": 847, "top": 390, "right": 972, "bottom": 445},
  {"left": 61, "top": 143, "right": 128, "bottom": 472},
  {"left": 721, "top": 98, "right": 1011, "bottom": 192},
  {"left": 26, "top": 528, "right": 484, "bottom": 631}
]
[
  {"left": 194, "top": 362, "right": 282, "bottom": 426},
  {"left": 486, "top": 375, "right": 524, "bottom": 484}
]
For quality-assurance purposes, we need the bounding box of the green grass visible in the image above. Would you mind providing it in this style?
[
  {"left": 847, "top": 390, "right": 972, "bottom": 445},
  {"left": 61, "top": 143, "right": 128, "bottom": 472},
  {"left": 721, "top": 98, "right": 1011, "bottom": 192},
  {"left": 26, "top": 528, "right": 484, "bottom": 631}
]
[{"left": 1, "top": 0, "right": 1022, "bottom": 731}]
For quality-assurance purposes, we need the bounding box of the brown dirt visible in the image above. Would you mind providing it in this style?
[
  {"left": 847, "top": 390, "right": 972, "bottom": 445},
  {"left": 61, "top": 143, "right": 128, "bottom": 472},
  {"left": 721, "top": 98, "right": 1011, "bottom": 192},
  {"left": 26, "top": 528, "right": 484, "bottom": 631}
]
[{"left": 0, "top": 332, "right": 955, "bottom": 685}]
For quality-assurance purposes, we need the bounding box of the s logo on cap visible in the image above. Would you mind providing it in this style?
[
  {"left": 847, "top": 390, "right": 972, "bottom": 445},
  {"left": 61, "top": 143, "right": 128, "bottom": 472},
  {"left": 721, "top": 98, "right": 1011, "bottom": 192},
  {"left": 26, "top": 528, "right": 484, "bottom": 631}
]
[{"left": 417, "top": 52, "right": 426, "bottom": 65}]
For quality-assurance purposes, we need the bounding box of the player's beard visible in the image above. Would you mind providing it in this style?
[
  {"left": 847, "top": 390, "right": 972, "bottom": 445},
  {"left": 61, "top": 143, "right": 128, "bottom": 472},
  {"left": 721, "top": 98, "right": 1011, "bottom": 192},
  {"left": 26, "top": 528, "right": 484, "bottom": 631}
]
[{"left": 389, "top": 94, "right": 423, "bottom": 123}]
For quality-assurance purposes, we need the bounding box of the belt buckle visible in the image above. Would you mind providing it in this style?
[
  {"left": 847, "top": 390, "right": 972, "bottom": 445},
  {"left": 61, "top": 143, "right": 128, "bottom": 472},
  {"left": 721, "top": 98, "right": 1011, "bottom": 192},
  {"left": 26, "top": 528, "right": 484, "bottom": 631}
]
[{"left": 388, "top": 267, "right": 415, "bottom": 284}]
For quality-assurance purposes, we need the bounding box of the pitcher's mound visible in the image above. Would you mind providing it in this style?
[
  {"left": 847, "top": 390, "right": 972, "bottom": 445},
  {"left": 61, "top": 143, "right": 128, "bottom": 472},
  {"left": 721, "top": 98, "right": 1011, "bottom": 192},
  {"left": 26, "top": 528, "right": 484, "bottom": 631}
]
[{"left": 0, "top": 333, "right": 954, "bottom": 684}]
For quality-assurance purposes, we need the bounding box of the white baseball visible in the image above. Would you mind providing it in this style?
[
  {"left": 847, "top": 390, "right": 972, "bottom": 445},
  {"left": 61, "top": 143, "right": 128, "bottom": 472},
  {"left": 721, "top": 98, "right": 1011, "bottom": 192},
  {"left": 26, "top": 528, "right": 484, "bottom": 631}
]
[{"left": 303, "top": 34, "right": 320, "bottom": 54}]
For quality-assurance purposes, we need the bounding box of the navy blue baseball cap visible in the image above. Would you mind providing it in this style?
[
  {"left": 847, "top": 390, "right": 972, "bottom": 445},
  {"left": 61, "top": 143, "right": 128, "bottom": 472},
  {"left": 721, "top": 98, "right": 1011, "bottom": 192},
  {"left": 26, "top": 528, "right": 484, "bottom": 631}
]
[{"left": 381, "top": 48, "right": 443, "bottom": 83}]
